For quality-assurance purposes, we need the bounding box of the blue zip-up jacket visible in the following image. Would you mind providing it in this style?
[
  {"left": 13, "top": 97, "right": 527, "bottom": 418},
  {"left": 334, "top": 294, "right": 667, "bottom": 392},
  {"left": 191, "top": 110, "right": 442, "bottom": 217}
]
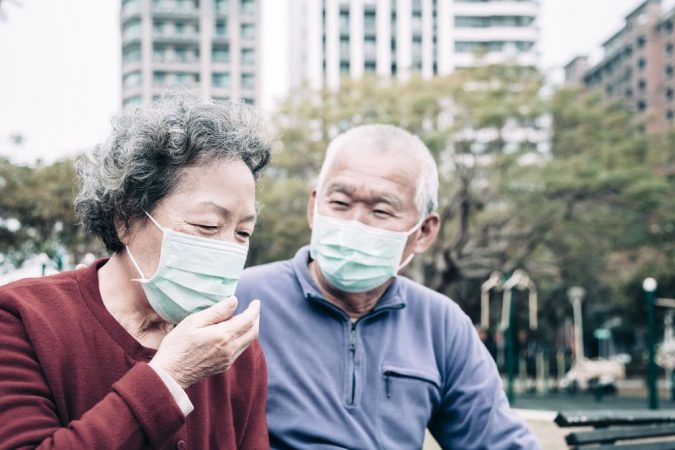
[{"left": 236, "top": 247, "right": 540, "bottom": 450}]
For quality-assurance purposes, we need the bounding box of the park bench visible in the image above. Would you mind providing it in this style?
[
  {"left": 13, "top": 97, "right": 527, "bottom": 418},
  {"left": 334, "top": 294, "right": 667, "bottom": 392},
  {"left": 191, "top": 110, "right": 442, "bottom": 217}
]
[{"left": 555, "top": 410, "right": 675, "bottom": 449}]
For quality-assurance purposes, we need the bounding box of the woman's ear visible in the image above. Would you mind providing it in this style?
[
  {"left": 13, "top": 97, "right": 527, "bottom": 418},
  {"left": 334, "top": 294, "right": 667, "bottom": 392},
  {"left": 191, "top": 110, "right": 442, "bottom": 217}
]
[{"left": 114, "top": 217, "right": 131, "bottom": 246}]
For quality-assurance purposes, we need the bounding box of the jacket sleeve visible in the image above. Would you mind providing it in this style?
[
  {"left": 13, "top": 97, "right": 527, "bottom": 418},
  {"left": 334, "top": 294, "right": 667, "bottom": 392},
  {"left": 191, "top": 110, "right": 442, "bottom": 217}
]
[
  {"left": 0, "top": 307, "right": 186, "bottom": 450},
  {"left": 427, "top": 312, "right": 541, "bottom": 450},
  {"left": 236, "top": 341, "right": 270, "bottom": 450}
]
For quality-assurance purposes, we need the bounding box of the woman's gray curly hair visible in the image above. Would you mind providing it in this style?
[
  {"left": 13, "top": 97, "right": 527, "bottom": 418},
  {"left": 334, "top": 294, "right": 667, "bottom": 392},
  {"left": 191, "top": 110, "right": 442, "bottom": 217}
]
[{"left": 74, "top": 93, "right": 272, "bottom": 253}]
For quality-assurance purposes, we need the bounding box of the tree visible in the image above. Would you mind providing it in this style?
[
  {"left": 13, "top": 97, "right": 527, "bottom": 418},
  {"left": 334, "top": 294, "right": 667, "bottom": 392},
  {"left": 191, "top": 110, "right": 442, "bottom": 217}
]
[
  {"left": 0, "top": 157, "right": 102, "bottom": 268},
  {"left": 251, "top": 64, "right": 675, "bottom": 347}
]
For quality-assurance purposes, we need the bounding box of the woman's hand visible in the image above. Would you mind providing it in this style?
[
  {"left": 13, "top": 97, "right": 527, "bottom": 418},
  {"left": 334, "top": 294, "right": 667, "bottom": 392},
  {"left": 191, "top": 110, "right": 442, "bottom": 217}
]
[{"left": 149, "top": 297, "right": 260, "bottom": 389}]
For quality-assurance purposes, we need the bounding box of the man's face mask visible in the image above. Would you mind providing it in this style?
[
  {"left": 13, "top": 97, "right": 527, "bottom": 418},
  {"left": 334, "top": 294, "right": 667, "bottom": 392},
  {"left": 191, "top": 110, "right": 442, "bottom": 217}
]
[
  {"left": 309, "top": 205, "right": 423, "bottom": 293},
  {"left": 126, "top": 212, "right": 248, "bottom": 323}
]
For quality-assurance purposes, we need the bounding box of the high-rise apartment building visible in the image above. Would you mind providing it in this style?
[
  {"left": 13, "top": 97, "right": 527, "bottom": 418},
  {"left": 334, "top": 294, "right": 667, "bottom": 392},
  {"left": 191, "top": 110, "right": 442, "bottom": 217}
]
[
  {"left": 288, "top": 0, "right": 540, "bottom": 90},
  {"left": 565, "top": 0, "right": 675, "bottom": 133},
  {"left": 120, "top": 0, "right": 260, "bottom": 107}
]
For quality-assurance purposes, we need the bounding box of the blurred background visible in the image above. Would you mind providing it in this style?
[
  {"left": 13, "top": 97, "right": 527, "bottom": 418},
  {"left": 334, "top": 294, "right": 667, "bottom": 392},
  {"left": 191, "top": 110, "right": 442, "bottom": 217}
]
[{"left": 1, "top": 0, "right": 675, "bottom": 446}]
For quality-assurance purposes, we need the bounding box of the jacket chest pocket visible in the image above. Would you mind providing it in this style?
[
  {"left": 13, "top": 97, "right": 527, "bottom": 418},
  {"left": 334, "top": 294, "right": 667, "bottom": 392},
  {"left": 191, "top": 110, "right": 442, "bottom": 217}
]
[
  {"left": 378, "top": 365, "right": 441, "bottom": 449},
  {"left": 383, "top": 365, "right": 441, "bottom": 400}
]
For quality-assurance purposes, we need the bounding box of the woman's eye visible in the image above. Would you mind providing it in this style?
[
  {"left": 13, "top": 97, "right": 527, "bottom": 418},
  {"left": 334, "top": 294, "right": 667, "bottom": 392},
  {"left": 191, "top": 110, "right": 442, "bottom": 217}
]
[
  {"left": 191, "top": 223, "right": 219, "bottom": 232},
  {"left": 374, "top": 210, "right": 392, "bottom": 217}
]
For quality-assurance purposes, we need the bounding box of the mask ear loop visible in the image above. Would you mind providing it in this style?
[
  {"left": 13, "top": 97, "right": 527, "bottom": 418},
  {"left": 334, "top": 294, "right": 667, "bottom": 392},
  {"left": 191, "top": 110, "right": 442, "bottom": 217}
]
[
  {"left": 398, "top": 213, "right": 428, "bottom": 271},
  {"left": 126, "top": 211, "right": 164, "bottom": 281},
  {"left": 126, "top": 246, "right": 147, "bottom": 281}
]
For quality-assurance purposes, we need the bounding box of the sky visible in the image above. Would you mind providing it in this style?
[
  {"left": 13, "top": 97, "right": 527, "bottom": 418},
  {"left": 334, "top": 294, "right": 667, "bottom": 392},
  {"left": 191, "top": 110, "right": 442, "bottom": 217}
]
[{"left": 0, "top": 0, "right": 670, "bottom": 164}]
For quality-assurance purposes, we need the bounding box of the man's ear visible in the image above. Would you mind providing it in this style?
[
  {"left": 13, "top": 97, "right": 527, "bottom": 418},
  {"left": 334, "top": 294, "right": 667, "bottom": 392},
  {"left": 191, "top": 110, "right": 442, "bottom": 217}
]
[
  {"left": 306, "top": 190, "right": 318, "bottom": 230},
  {"left": 412, "top": 213, "right": 441, "bottom": 254}
]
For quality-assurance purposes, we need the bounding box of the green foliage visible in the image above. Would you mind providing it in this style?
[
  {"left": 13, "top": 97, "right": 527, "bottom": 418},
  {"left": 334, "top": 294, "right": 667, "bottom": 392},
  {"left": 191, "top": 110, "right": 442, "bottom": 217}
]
[
  {"left": 251, "top": 64, "right": 675, "bottom": 347},
  {"left": 0, "top": 157, "right": 102, "bottom": 267}
]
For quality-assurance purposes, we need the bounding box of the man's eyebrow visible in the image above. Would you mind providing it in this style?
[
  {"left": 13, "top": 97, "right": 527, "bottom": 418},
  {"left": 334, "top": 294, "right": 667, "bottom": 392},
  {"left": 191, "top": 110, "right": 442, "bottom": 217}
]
[
  {"left": 371, "top": 192, "right": 403, "bottom": 209},
  {"left": 325, "top": 183, "right": 355, "bottom": 195}
]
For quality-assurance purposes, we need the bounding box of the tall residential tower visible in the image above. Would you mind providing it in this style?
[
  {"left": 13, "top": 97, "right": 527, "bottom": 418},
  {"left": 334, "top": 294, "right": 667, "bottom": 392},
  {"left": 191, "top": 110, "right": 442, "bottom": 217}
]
[
  {"left": 288, "top": 0, "right": 540, "bottom": 91},
  {"left": 120, "top": 0, "right": 261, "bottom": 107}
]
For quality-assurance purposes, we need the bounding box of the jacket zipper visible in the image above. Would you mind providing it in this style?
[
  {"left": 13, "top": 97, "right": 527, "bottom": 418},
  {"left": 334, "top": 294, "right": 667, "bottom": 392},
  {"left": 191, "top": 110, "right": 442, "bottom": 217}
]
[{"left": 349, "top": 322, "right": 357, "bottom": 405}]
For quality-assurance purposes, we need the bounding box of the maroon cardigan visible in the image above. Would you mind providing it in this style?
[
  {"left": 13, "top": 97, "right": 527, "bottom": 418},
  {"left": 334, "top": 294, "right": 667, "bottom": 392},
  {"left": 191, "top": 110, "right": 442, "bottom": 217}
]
[{"left": 0, "top": 260, "right": 269, "bottom": 449}]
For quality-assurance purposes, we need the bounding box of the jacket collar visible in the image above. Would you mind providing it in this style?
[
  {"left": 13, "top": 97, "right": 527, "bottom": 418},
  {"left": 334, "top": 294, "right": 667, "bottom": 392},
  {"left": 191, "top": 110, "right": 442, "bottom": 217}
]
[{"left": 291, "top": 246, "right": 407, "bottom": 317}]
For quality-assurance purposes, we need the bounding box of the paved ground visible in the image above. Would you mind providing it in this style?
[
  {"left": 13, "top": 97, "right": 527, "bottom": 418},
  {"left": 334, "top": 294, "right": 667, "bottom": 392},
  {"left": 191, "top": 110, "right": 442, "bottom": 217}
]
[
  {"left": 422, "top": 392, "right": 675, "bottom": 449},
  {"left": 423, "top": 412, "right": 570, "bottom": 450}
]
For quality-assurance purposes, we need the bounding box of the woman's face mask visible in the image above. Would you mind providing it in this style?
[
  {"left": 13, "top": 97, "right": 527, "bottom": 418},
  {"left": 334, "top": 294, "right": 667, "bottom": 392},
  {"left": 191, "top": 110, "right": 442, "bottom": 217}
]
[
  {"left": 309, "top": 209, "right": 422, "bottom": 294},
  {"left": 126, "top": 212, "right": 249, "bottom": 323}
]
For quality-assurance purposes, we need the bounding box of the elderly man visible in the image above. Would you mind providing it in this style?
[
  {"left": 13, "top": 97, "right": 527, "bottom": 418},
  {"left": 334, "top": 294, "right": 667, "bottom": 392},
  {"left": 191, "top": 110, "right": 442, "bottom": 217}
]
[{"left": 236, "top": 124, "right": 539, "bottom": 449}]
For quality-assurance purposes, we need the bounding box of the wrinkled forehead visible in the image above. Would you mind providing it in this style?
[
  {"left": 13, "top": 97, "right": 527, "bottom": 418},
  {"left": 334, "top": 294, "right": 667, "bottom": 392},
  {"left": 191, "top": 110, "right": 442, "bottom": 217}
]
[{"left": 319, "top": 143, "right": 421, "bottom": 204}]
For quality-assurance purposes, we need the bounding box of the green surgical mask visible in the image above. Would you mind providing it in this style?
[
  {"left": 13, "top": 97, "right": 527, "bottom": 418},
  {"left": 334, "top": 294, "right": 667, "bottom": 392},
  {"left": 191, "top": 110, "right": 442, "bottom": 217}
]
[
  {"left": 127, "top": 212, "right": 248, "bottom": 323},
  {"left": 309, "top": 212, "right": 422, "bottom": 293}
]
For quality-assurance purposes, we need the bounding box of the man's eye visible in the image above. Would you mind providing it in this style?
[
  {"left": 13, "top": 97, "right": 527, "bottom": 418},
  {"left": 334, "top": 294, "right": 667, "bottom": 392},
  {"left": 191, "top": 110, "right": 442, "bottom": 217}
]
[
  {"left": 237, "top": 230, "right": 252, "bottom": 238},
  {"left": 330, "top": 200, "right": 349, "bottom": 208}
]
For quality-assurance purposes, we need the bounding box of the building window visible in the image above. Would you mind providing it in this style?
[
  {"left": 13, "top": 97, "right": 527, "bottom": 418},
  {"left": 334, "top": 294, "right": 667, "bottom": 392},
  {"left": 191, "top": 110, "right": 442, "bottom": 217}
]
[
  {"left": 122, "top": 19, "right": 142, "bottom": 40},
  {"left": 213, "top": 72, "right": 230, "bottom": 87},
  {"left": 638, "top": 78, "right": 646, "bottom": 91},
  {"left": 154, "top": 71, "right": 167, "bottom": 85},
  {"left": 412, "top": 38, "right": 422, "bottom": 68},
  {"left": 215, "top": 21, "right": 227, "bottom": 37},
  {"left": 364, "top": 10, "right": 376, "bottom": 35},
  {"left": 638, "top": 99, "right": 647, "bottom": 111},
  {"left": 153, "top": 46, "right": 165, "bottom": 62},
  {"left": 123, "top": 44, "right": 142, "bottom": 63},
  {"left": 241, "top": 48, "right": 255, "bottom": 65},
  {"left": 123, "top": 95, "right": 142, "bottom": 107},
  {"left": 175, "top": 46, "right": 189, "bottom": 62},
  {"left": 122, "top": 0, "right": 140, "bottom": 14},
  {"left": 667, "top": 109, "right": 674, "bottom": 121},
  {"left": 667, "top": 65, "right": 674, "bottom": 78},
  {"left": 667, "top": 88, "right": 674, "bottom": 100},
  {"left": 340, "top": 9, "right": 349, "bottom": 34},
  {"left": 638, "top": 58, "right": 646, "bottom": 70},
  {"left": 123, "top": 71, "right": 142, "bottom": 88},
  {"left": 340, "top": 61, "right": 350, "bottom": 74},
  {"left": 625, "top": 87, "right": 633, "bottom": 98},
  {"left": 212, "top": 47, "right": 230, "bottom": 63},
  {"left": 175, "top": 72, "right": 198, "bottom": 86},
  {"left": 637, "top": 35, "right": 646, "bottom": 48},
  {"left": 215, "top": 0, "right": 228, "bottom": 13},
  {"left": 241, "top": 23, "right": 255, "bottom": 40},
  {"left": 667, "top": 42, "right": 674, "bottom": 55},
  {"left": 241, "top": 0, "right": 255, "bottom": 14},
  {"left": 364, "top": 36, "right": 376, "bottom": 61},
  {"left": 365, "top": 61, "right": 376, "bottom": 72},
  {"left": 241, "top": 73, "right": 255, "bottom": 90},
  {"left": 340, "top": 37, "right": 349, "bottom": 60}
]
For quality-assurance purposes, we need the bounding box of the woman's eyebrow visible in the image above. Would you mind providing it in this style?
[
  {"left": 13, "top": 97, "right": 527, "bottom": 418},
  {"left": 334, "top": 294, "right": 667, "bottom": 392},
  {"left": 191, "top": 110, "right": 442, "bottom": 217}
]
[{"left": 195, "top": 201, "right": 257, "bottom": 223}]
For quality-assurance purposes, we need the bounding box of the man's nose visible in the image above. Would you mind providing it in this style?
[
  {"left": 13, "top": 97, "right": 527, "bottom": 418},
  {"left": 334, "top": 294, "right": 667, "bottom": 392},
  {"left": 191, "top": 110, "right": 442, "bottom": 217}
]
[{"left": 350, "top": 207, "right": 372, "bottom": 226}]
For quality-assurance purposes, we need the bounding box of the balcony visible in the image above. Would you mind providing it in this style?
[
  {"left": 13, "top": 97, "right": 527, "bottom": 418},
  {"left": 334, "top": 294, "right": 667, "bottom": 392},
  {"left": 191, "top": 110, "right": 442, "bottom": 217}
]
[
  {"left": 453, "top": 26, "right": 539, "bottom": 42},
  {"left": 152, "top": 31, "right": 200, "bottom": 44},
  {"left": 122, "top": 29, "right": 142, "bottom": 45},
  {"left": 152, "top": 2, "right": 199, "bottom": 19},
  {"left": 453, "top": 1, "right": 539, "bottom": 17},
  {"left": 121, "top": 1, "right": 142, "bottom": 19}
]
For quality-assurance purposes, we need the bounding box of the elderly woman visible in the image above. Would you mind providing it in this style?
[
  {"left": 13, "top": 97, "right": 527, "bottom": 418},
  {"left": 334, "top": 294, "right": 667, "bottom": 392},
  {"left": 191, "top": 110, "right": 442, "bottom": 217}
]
[{"left": 0, "top": 95, "right": 272, "bottom": 449}]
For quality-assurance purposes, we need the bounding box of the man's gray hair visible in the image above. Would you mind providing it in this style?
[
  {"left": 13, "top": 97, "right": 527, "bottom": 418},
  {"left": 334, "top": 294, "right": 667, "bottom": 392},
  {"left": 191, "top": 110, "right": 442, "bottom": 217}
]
[
  {"left": 74, "top": 93, "right": 272, "bottom": 253},
  {"left": 316, "top": 124, "right": 439, "bottom": 217}
]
